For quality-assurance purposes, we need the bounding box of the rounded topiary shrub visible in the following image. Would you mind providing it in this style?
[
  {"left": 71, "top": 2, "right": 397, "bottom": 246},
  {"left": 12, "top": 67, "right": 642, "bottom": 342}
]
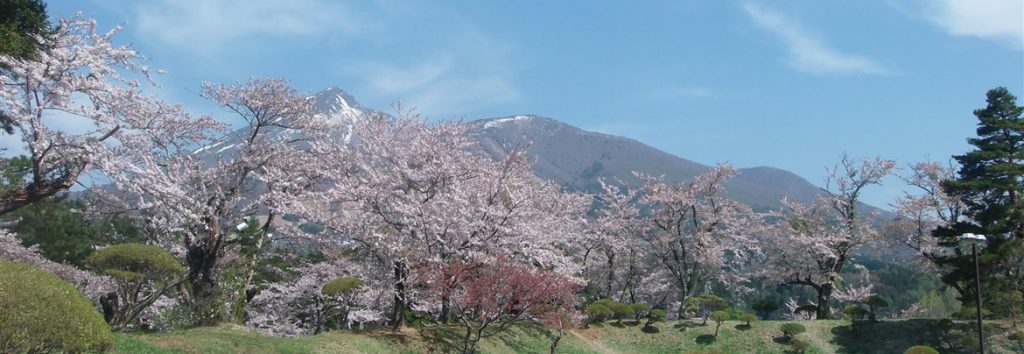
[
  {"left": 903, "top": 345, "right": 939, "bottom": 354},
  {"left": 85, "top": 243, "right": 182, "bottom": 280},
  {"left": 0, "top": 260, "right": 112, "bottom": 353},
  {"left": 780, "top": 322, "right": 806, "bottom": 340},
  {"left": 322, "top": 277, "right": 365, "bottom": 297}
]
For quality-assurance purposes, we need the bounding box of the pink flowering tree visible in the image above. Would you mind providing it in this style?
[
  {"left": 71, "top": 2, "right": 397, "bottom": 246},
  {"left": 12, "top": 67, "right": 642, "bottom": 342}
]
[
  {"left": 890, "top": 161, "right": 967, "bottom": 269},
  {"left": 0, "top": 15, "right": 214, "bottom": 216},
  {"left": 637, "top": 164, "right": 764, "bottom": 314},
  {"left": 422, "top": 255, "right": 577, "bottom": 354},
  {"left": 764, "top": 155, "right": 894, "bottom": 319},
  {"left": 102, "top": 78, "right": 336, "bottom": 324},
  {"left": 300, "top": 113, "right": 587, "bottom": 328},
  {"left": 582, "top": 179, "right": 645, "bottom": 301}
]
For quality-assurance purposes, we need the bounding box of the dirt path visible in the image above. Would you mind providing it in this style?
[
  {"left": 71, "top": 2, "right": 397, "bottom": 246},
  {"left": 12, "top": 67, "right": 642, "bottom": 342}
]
[{"left": 568, "top": 329, "right": 620, "bottom": 354}]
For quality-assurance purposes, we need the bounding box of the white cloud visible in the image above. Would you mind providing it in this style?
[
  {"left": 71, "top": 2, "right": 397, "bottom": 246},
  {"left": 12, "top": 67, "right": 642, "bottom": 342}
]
[
  {"left": 132, "top": 0, "right": 374, "bottom": 55},
  {"left": 742, "top": 3, "right": 892, "bottom": 75},
  {"left": 350, "top": 31, "right": 520, "bottom": 118},
  {"left": 925, "top": 0, "right": 1023, "bottom": 49}
]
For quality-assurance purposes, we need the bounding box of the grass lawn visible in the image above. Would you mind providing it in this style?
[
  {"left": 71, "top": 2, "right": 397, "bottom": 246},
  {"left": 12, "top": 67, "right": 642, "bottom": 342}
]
[{"left": 111, "top": 319, "right": 1024, "bottom": 353}]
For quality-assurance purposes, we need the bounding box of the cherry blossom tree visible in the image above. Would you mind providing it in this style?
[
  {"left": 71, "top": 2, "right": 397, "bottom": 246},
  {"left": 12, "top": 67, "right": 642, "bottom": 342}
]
[
  {"left": 890, "top": 161, "right": 967, "bottom": 267},
  {"left": 581, "top": 179, "right": 644, "bottom": 301},
  {"left": 0, "top": 14, "right": 215, "bottom": 215},
  {"left": 637, "top": 164, "right": 763, "bottom": 314},
  {"left": 421, "top": 255, "right": 577, "bottom": 354},
  {"left": 765, "top": 155, "right": 894, "bottom": 319},
  {"left": 299, "top": 113, "right": 587, "bottom": 327},
  {"left": 102, "top": 78, "right": 335, "bottom": 324},
  {"left": 246, "top": 257, "right": 388, "bottom": 336}
]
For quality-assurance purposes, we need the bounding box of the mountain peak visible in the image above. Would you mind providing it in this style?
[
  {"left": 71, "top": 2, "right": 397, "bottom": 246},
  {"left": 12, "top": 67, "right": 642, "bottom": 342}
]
[{"left": 313, "top": 87, "right": 362, "bottom": 114}]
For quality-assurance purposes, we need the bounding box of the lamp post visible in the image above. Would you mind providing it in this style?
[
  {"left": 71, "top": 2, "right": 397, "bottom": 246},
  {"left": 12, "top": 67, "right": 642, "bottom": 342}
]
[{"left": 961, "top": 233, "right": 986, "bottom": 354}]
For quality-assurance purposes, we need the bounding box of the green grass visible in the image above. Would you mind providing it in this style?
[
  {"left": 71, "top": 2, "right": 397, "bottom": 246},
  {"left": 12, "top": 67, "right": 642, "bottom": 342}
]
[{"left": 110, "top": 320, "right": 1023, "bottom": 354}]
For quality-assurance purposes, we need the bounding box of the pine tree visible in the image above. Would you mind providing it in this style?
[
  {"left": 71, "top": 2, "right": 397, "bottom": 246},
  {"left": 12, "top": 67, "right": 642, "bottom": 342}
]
[{"left": 935, "top": 87, "right": 1024, "bottom": 311}]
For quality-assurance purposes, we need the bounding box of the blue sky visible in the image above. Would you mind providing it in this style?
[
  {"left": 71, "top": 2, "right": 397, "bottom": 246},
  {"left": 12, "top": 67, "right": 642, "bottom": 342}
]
[{"left": 47, "top": 0, "right": 1024, "bottom": 208}]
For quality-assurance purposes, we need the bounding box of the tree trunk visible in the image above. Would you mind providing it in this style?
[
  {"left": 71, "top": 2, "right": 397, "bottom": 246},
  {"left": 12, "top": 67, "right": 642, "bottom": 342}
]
[
  {"left": 440, "top": 295, "right": 451, "bottom": 323},
  {"left": 187, "top": 244, "right": 223, "bottom": 325},
  {"left": 390, "top": 261, "right": 407, "bottom": 329},
  {"left": 816, "top": 284, "right": 834, "bottom": 320},
  {"left": 605, "top": 252, "right": 615, "bottom": 299},
  {"left": 549, "top": 332, "right": 562, "bottom": 354}
]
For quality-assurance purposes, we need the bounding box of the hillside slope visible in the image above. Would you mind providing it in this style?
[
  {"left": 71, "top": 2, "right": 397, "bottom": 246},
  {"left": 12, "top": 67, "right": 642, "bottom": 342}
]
[{"left": 113, "top": 320, "right": 1020, "bottom": 354}]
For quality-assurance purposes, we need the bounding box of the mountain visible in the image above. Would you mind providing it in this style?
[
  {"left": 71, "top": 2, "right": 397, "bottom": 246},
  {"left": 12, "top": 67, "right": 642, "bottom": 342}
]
[
  {"left": 467, "top": 114, "right": 823, "bottom": 210},
  {"left": 199, "top": 89, "right": 869, "bottom": 212}
]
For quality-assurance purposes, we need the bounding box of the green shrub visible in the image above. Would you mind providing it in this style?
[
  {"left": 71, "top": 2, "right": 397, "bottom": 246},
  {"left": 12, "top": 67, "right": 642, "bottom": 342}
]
[
  {"left": 739, "top": 312, "right": 757, "bottom": 326},
  {"left": 610, "top": 302, "right": 634, "bottom": 323},
  {"left": 0, "top": 260, "right": 112, "bottom": 353},
  {"left": 751, "top": 299, "right": 780, "bottom": 320},
  {"left": 322, "top": 277, "right": 365, "bottom": 297},
  {"left": 86, "top": 243, "right": 183, "bottom": 329},
  {"left": 780, "top": 323, "right": 806, "bottom": 341},
  {"left": 86, "top": 243, "right": 182, "bottom": 281},
  {"left": 903, "top": 345, "right": 939, "bottom": 354},
  {"left": 630, "top": 303, "right": 650, "bottom": 319},
  {"left": 645, "top": 308, "right": 667, "bottom": 327},
  {"left": 586, "top": 303, "right": 612, "bottom": 322}
]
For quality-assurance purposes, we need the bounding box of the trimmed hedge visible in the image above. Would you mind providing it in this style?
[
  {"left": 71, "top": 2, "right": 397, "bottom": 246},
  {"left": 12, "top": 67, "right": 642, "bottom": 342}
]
[
  {"left": 85, "top": 243, "right": 182, "bottom": 280},
  {"left": 0, "top": 260, "right": 112, "bottom": 353}
]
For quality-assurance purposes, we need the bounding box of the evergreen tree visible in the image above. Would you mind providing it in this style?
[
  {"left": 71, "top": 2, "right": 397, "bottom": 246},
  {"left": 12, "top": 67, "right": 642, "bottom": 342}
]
[
  {"left": 935, "top": 87, "right": 1024, "bottom": 311},
  {"left": 0, "top": 0, "right": 50, "bottom": 134}
]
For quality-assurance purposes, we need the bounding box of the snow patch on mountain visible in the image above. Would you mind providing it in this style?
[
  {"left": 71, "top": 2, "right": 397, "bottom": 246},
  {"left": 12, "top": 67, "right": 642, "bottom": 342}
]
[{"left": 482, "top": 115, "right": 535, "bottom": 129}]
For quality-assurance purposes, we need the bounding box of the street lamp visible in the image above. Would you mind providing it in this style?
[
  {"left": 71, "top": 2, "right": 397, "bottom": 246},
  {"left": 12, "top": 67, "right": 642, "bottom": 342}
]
[{"left": 960, "top": 233, "right": 986, "bottom": 354}]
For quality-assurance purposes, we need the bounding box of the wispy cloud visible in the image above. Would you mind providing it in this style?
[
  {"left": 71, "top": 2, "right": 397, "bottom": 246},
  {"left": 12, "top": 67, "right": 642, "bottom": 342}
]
[
  {"left": 742, "top": 3, "right": 892, "bottom": 75},
  {"left": 923, "top": 0, "right": 1023, "bottom": 49},
  {"left": 131, "top": 0, "right": 375, "bottom": 56},
  {"left": 347, "top": 29, "right": 520, "bottom": 118}
]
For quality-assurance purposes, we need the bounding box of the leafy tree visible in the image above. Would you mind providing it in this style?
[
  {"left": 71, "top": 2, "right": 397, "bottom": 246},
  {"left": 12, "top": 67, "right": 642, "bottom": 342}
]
[
  {"left": 0, "top": 260, "right": 112, "bottom": 352},
  {"left": 3, "top": 195, "right": 142, "bottom": 266},
  {"left": 751, "top": 299, "right": 780, "bottom": 320},
  {"left": 0, "top": 0, "right": 50, "bottom": 134},
  {"left": 862, "top": 295, "right": 889, "bottom": 322},
  {"left": 0, "top": 0, "right": 48, "bottom": 61},
  {"left": 710, "top": 310, "right": 729, "bottom": 336},
  {"left": 935, "top": 87, "right": 1024, "bottom": 314},
  {"left": 85, "top": 244, "right": 184, "bottom": 329}
]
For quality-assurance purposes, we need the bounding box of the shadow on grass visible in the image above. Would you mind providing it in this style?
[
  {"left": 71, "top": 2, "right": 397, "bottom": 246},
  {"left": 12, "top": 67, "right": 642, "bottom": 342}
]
[
  {"left": 772, "top": 336, "right": 792, "bottom": 344},
  {"left": 641, "top": 325, "right": 661, "bottom": 334},
  {"left": 610, "top": 322, "right": 626, "bottom": 328},
  {"left": 411, "top": 326, "right": 459, "bottom": 353},
  {"left": 625, "top": 320, "right": 642, "bottom": 327},
  {"left": 735, "top": 324, "right": 752, "bottom": 331},
  {"left": 695, "top": 334, "right": 717, "bottom": 344},
  {"left": 829, "top": 319, "right": 942, "bottom": 354},
  {"left": 674, "top": 321, "right": 699, "bottom": 332},
  {"left": 494, "top": 321, "right": 551, "bottom": 353}
]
